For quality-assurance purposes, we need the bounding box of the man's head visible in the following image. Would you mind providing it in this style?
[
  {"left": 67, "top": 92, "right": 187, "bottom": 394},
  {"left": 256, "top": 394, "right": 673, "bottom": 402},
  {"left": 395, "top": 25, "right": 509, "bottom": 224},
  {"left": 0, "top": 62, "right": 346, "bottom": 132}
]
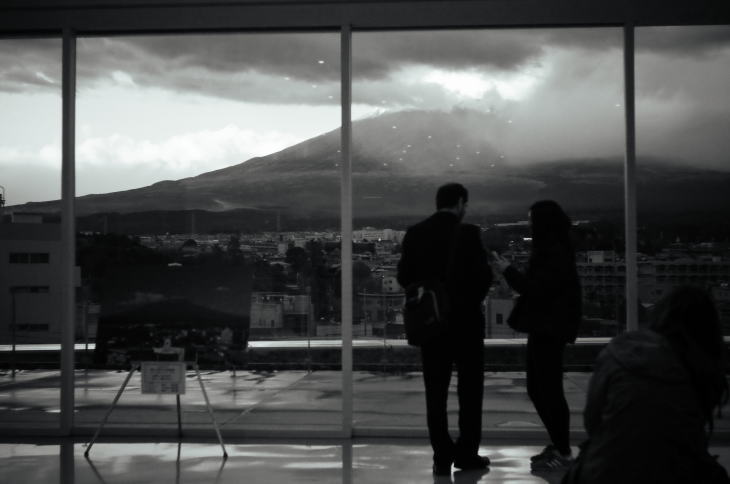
[{"left": 436, "top": 183, "right": 468, "bottom": 220}]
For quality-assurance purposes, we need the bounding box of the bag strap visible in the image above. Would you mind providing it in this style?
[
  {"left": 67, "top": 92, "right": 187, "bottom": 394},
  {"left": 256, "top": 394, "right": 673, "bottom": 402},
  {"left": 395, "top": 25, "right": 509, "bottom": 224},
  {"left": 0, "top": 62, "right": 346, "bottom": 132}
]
[{"left": 444, "top": 222, "right": 461, "bottom": 284}]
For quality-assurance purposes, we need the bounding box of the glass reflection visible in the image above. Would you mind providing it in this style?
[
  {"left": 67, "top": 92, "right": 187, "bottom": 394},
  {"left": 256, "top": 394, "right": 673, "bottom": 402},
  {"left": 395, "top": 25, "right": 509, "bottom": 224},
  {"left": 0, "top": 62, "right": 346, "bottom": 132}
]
[
  {"left": 636, "top": 26, "right": 730, "bottom": 334},
  {"left": 72, "top": 32, "right": 342, "bottom": 431},
  {"left": 0, "top": 37, "right": 63, "bottom": 428}
]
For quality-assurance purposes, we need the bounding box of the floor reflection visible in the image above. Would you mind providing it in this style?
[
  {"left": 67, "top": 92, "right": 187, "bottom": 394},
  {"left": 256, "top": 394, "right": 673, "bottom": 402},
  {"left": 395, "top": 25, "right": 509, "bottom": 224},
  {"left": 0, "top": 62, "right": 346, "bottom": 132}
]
[{"left": 1, "top": 440, "right": 728, "bottom": 483}]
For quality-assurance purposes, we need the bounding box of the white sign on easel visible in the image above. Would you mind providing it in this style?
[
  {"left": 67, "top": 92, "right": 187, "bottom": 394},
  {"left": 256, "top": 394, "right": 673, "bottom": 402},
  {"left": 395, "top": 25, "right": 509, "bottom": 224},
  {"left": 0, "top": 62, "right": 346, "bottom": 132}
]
[
  {"left": 85, "top": 341, "right": 228, "bottom": 459},
  {"left": 141, "top": 361, "right": 186, "bottom": 394}
]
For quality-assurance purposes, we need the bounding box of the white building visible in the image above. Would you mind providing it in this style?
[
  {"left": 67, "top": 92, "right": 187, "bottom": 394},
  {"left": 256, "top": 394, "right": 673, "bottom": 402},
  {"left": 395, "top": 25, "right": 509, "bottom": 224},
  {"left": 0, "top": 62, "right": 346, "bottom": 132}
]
[
  {"left": 277, "top": 242, "right": 288, "bottom": 255},
  {"left": 250, "top": 292, "right": 311, "bottom": 331},
  {"left": 250, "top": 298, "right": 284, "bottom": 329},
  {"left": 485, "top": 296, "right": 520, "bottom": 339},
  {"left": 0, "top": 213, "right": 80, "bottom": 343},
  {"left": 353, "top": 228, "right": 405, "bottom": 243}
]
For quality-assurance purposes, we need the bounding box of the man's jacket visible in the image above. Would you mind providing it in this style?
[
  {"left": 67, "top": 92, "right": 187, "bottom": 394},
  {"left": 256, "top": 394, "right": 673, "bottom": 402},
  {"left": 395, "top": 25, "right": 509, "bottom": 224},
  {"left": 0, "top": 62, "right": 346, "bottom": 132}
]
[{"left": 397, "top": 211, "right": 492, "bottom": 339}]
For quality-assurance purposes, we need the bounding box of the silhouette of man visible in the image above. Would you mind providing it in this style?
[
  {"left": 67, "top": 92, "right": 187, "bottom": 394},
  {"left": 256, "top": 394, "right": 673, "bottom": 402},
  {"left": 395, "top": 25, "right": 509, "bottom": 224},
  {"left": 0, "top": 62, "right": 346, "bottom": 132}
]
[{"left": 397, "top": 183, "right": 493, "bottom": 476}]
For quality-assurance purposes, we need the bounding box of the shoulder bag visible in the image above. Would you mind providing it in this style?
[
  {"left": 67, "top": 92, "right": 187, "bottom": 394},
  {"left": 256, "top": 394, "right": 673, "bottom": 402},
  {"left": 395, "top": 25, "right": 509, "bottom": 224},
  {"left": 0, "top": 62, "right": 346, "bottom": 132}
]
[{"left": 403, "top": 224, "right": 460, "bottom": 346}]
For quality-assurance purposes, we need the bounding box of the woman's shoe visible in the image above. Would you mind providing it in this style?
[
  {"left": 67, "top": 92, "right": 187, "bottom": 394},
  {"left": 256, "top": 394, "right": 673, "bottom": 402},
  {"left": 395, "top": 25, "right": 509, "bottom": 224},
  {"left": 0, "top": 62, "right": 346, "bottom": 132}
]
[
  {"left": 530, "top": 444, "right": 556, "bottom": 462},
  {"left": 530, "top": 448, "right": 573, "bottom": 471}
]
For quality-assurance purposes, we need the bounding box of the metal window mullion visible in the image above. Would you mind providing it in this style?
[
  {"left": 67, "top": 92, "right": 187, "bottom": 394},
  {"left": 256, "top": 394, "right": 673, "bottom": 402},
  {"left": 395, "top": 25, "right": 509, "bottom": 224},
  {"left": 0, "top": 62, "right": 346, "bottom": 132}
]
[
  {"left": 61, "top": 441, "right": 75, "bottom": 484},
  {"left": 340, "top": 24, "right": 353, "bottom": 438},
  {"left": 61, "top": 28, "right": 76, "bottom": 434},
  {"left": 623, "top": 23, "right": 638, "bottom": 332}
]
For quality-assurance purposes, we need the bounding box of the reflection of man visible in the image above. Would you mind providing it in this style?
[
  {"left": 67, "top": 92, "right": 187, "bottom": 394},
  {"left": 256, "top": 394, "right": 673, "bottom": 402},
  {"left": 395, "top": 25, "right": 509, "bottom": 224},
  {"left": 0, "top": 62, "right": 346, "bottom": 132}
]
[{"left": 397, "top": 183, "right": 493, "bottom": 476}]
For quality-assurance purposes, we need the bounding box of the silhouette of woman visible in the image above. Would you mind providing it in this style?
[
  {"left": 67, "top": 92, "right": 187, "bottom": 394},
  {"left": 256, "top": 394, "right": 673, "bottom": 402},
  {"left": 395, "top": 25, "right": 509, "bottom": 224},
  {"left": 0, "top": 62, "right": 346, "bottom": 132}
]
[{"left": 493, "top": 200, "right": 581, "bottom": 471}]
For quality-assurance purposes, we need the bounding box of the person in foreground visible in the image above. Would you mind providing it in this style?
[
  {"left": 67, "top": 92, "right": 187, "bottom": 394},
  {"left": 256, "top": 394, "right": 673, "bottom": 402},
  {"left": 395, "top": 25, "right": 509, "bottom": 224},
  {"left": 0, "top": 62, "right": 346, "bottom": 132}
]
[
  {"left": 397, "top": 183, "right": 493, "bottom": 476},
  {"left": 562, "top": 285, "right": 730, "bottom": 484},
  {"left": 493, "top": 200, "right": 581, "bottom": 471}
]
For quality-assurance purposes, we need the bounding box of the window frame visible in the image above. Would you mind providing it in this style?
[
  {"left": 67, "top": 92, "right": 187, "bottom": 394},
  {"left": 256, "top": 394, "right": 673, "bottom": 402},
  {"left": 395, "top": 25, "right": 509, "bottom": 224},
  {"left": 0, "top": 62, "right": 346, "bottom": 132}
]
[{"left": 2, "top": 0, "right": 728, "bottom": 438}]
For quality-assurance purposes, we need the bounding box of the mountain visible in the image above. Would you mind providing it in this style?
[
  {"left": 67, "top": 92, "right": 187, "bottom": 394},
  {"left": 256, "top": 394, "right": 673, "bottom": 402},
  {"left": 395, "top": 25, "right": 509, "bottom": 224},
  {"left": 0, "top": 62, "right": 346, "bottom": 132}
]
[{"left": 14, "top": 108, "right": 730, "bottom": 228}]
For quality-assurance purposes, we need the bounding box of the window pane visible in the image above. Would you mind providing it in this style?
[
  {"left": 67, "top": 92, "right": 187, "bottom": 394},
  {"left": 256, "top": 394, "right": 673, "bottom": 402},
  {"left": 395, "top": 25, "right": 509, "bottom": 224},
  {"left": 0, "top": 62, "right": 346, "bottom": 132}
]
[
  {"left": 9, "top": 253, "right": 28, "bottom": 264},
  {"left": 0, "top": 38, "right": 63, "bottom": 429},
  {"left": 75, "top": 32, "right": 342, "bottom": 432},
  {"left": 29, "top": 253, "right": 50, "bottom": 264},
  {"left": 636, "top": 26, "right": 730, "bottom": 333},
  {"left": 353, "top": 27, "right": 624, "bottom": 430}
]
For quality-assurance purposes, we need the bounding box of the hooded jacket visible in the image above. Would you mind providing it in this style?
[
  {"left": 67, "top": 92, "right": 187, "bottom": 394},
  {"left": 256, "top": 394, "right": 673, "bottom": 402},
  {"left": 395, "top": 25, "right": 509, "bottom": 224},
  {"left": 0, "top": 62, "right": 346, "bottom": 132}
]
[{"left": 565, "top": 330, "right": 729, "bottom": 484}]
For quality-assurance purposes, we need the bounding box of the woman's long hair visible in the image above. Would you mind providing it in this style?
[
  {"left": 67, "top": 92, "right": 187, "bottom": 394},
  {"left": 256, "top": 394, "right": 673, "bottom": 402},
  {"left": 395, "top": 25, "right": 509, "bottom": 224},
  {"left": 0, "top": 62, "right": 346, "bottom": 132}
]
[
  {"left": 529, "top": 200, "right": 574, "bottom": 258},
  {"left": 650, "top": 286, "right": 729, "bottom": 434}
]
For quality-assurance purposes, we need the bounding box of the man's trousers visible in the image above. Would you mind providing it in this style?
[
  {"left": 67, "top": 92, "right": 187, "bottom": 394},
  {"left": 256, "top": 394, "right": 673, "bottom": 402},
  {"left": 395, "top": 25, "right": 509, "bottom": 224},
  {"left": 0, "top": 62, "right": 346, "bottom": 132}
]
[{"left": 421, "top": 333, "right": 485, "bottom": 465}]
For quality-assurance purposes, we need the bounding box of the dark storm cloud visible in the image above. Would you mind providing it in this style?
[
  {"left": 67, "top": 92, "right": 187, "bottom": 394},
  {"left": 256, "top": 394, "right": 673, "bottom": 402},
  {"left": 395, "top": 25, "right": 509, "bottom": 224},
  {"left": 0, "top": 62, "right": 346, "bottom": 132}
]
[
  {"left": 1, "top": 26, "right": 729, "bottom": 103},
  {"left": 0, "top": 69, "right": 56, "bottom": 92},
  {"left": 352, "top": 77, "right": 489, "bottom": 111},
  {"left": 0, "top": 38, "right": 61, "bottom": 92},
  {"left": 0, "top": 30, "right": 573, "bottom": 97},
  {"left": 543, "top": 25, "right": 730, "bottom": 57},
  {"left": 636, "top": 25, "right": 730, "bottom": 57},
  {"left": 93, "top": 31, "right": 545, "bottom": 83},
  {"left": 353, "top": 30, "right": 545, "bottom": 78},
  {"left": 545, "top": 27, "right": 623, "bottom": 50},
  {"left": 120, "top": 33, "right": 342, "bottom": 81},
  {"left": 82, "top": 30, "right": 545, "bottom": 88},
  {"left": 73, "top": 34, "right": 343, "bottom": 104}
]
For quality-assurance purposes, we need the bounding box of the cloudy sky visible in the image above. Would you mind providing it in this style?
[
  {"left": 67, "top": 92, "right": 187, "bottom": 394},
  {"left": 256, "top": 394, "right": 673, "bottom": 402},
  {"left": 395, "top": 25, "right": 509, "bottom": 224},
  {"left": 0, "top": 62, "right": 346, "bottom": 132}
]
[{"left": 0, "top": 26, "right": 729, "bottom": 206}]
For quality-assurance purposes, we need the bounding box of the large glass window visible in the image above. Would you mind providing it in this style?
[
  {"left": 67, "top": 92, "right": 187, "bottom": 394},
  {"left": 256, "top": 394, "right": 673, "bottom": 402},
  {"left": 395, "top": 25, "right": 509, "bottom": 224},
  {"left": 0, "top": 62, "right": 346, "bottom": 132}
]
[
  {"left": 636, "top": 26, "right": 730, "bottom": 333},
  {"left": 74, "top": 32, "right": 342, "bottom": 432},
  {"left": 0, "top": 38, "right": 63, "bottom": 428},
  {"left": 4, "top": 22, "right": 727, "bottom": 436},
  {"left": 352, "top": 28, "right": 624, "bottom": 429}
]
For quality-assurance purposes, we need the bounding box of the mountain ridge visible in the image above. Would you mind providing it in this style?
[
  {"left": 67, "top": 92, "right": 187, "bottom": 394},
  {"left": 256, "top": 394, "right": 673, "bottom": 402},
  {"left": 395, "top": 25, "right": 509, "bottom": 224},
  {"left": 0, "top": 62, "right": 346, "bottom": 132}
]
[{"left": 11, "top": 108, "right": 730, "bottom": 222}]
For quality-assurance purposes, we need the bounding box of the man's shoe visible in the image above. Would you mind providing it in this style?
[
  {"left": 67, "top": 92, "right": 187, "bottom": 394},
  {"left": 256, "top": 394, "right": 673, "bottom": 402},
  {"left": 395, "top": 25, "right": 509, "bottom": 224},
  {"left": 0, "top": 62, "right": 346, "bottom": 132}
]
[
  {"left": 453, "top": 455, "right": 490, "bottom": 470},
  {"left": 432, "top": 462, "right": 452, "bottom": 476}
]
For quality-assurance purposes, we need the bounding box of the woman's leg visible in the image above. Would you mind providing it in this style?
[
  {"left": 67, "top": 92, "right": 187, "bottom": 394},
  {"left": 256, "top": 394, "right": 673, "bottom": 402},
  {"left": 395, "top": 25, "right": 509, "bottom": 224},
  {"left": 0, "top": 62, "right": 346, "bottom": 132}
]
[{"left": 526, "top": 334, "right": 570, "bottom": 455}]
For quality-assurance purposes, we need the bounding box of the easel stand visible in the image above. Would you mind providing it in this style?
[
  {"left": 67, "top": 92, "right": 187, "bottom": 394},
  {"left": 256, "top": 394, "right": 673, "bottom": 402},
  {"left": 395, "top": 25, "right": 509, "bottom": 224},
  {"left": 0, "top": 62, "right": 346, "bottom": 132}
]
[{"left": 84, "top": 361, "right": 228, "bottom": 459}]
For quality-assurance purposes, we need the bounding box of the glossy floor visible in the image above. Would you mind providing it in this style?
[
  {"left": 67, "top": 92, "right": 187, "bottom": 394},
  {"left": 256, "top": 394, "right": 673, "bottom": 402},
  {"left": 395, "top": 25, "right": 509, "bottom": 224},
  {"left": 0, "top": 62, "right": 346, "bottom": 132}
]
[
  {"left": 2, "top": 441, "right": 730, "bottom": 484},
  {"left": 0, "top": 370, "right": 592, "bottom": 434},
  {"left": 4, "top": 370, "right": 730, "bottom": 440}
]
